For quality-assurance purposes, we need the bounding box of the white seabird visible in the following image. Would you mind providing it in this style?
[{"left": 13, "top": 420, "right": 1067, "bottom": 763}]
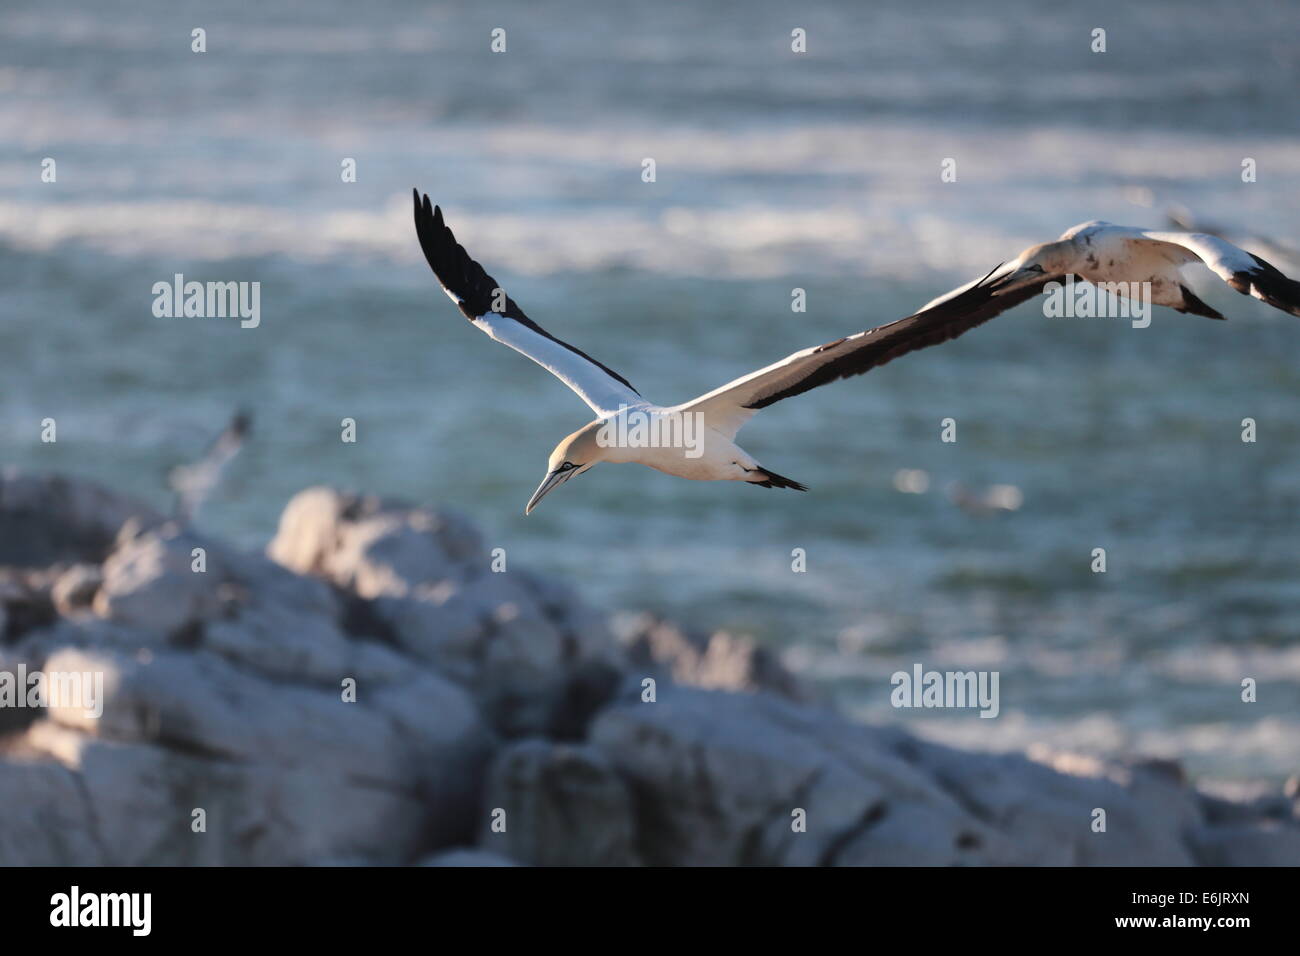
[
  {"left": 168, "top": 410, "right": 252, "bottom": 522},
  {"left": 414, "top": 192, "right": 1011, "bottom": 514},
  {"left": 920, "top": 220, "right": 1300, "bottom": 321}
]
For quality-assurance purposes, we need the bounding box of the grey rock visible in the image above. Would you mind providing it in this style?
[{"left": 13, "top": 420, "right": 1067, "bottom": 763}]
[
  {"left": 0, "top": 566, "right": 59, "bottom": 643},
  {"left": 1188, "top": 824, "right": 1300, "bottom": 866},
  {"left": 266, "top": 488, "right": 622, "bottom": 737},
  {"left": 50, "top": 564, "right": 103, "bottom": 617},
  {"left": 9, "top": 615, "right": 176, "bottom": 666},
  {"left": 588, "top": 686, "right": 1255, "bottom": 867},
  {"left": 200, "top": 564, "right": 350, "bottom": 684},
  {"left": 590, "top": 685, "right": 1004, "bottom": 866},
  {"left": 615, "top": 611, "right": 808, "bottom": 702},
  {"left": 891, "top": 739, "right": 1200, "bottom": 865},
  {"left": 264, "top": 486, "right": 347, "bottom": 578},
  {"left": 22, "top": 720, "right": 430, "bottom": 867},
  {"left": 479, "top": 739, "right": 638, "bottom": 866},
  {"left": 0, "top": 469, "right": 163, "bottom": 567},
  {"left": 267, "top": 487, "right": 484, "bottom": 596},
  {"left": 0, "top": 734, "right": 106, "bottom": 865},
  {"left": 4, "top": 638, "right": 491, "bottom": 864},
  {"left": 4, "top": 472, "right": 1294, "bottom": 868},
  {"left": 8, "top": 650, "right": 488, "bottom": 865},
  {"left": 93, "top": 529, "right": 227, "bottom": 637},
  {"left": 1198, "top": 778, "right": 1296, "bottom": 826}
]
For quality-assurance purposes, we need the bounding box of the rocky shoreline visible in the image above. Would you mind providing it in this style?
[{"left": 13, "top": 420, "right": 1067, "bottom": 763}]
[{"left": 1, "top": 469, "right": 1296, "bottom": 866}]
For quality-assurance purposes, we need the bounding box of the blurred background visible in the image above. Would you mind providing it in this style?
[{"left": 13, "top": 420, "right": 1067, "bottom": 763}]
[{"left": 2, "top": 0, "right": 1298, "bottom": 784}]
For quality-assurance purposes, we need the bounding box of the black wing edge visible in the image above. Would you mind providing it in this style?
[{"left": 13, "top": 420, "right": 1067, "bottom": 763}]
[
  {"left": 226, "top": 409, "right": 253, "bottom": 441},
  {"left": 412, "top": 190, "right": 639, "bottom": 394},
  {"left": 749, "top": 465, "right": 808, "bottom": 491},
  {"left": 744, "top": 264, "right": 1057, "bottom": 410},
  {"left": 1242, "top": 253, "right": 1300, "bottom": 318}
]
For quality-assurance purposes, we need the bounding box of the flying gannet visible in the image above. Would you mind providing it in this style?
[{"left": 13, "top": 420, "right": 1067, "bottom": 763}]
[
  {"left": 168, "top": 410, "right": 252, "bottom": 522},
  {"left": 919, "top": 220, "right": 1300, "bottom": 322},
  {"left": 413, "top": 191, "right": 1013, "bottom": 514}
]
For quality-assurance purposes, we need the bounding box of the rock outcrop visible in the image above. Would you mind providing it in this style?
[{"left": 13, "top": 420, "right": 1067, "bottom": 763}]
[{"left": 1, "top": 469, "right": 1296, "bottom": 866}]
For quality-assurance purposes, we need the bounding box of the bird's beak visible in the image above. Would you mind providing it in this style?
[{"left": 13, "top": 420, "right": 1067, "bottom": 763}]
[
  {"left": 995, "top": 264, "right": 1046, "bottom": 292},
  {"left": 525, "top": 469, "right": 567, "bottom": 515}
]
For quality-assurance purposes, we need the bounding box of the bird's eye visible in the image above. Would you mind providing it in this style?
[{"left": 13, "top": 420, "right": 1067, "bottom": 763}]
[{"left": 560, "top": 462, "right": 575, "bottom": 471}]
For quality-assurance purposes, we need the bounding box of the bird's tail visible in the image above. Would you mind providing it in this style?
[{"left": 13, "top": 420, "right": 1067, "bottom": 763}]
[
  {"left": 749, "top": 466, "right": 808, "bottom": 491},
  {"left": 1176, "top": 284, "right": 1226, "bottom": 320}
]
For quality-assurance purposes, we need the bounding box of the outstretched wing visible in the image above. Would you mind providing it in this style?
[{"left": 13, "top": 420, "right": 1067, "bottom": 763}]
[
  {"left": 168, "top": 410, "right": 252, "bottom": 522},
  {"left": 677, "top": 265, "right": 1052, "bottom": 438},
  {"left": 413, "top": 191, "right": 643, "bottom": 417},
  {"left": 1132, "top": 229, "right": 1300, "bottom": 318}
]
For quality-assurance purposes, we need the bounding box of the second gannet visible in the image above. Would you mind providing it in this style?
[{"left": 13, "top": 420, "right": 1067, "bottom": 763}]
[{"left": 920, "top": 220, "right": 1300, "bottom": 321}]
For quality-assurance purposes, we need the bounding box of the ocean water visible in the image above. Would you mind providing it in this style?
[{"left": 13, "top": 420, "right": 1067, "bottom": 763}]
[{"left": 2, "top": 0, "right": 1299, "bottom": 782}]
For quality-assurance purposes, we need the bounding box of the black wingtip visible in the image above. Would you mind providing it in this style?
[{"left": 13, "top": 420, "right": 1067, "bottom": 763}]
[
  {"left": 413, "top": 191, "right": 479, "bottom": 319},
  {"left": 230, "top": 408, "right": 253, "bottom": 437},
  {"left": 1244, "top": 255, "right": 1300, "bottom": 318},
  {"left": 413, "top": 188, "right": 428, "bottom": 233},
  {"left": 750, "top": 467, "right": 809, "bottom": 491},
  {"left": 409, "top": 196, "right": 642, "bottom": 394},
  {"left": 978, "top": 261, "right": 1009, "bottom": 288}
]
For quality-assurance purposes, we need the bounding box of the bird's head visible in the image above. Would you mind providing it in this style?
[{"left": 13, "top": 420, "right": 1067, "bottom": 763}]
[
  {"left": 524, "top": 421, "right": 606, "bottom": 515},
  {"left": 1004, "top": 240, "right": 1073, "bottom": 287}
]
